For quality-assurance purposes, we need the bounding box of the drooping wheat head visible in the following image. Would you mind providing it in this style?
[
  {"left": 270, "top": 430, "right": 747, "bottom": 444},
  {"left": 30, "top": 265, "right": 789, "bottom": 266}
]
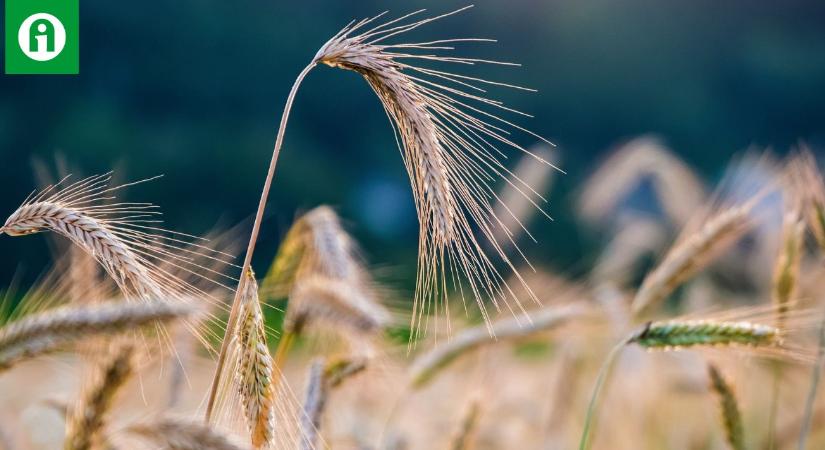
[
  {"left": 313, "top": 7, "right": 556, "bottom": 335},
  {"left": 0, "top": 173, "right": 236, "bottom": 350},
  {"left": 1, "top": 173, "right": 234, "bottom": 303}
]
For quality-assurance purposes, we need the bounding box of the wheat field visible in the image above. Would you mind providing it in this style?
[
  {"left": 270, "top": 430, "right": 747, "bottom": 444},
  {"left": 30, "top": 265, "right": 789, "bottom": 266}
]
[{"left": 2, "top": 6, "right": 825, "bottom": 450}]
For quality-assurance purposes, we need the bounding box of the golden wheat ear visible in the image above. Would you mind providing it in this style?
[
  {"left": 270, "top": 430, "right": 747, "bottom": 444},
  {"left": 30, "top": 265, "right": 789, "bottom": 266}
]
[
  {"left": 1, "top": 173, "right": 238, "bottom": 347},
  {"left": 313, "top": 7, "right": 558, "bottom": 337}
]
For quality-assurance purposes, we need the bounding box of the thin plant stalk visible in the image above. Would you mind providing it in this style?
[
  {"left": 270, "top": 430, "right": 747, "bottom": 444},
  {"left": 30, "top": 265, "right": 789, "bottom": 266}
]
[
  {"left": 578, "top": 340, "right": 627, "bottom": 450},
  {"left": 798, "top": 307, "right": 825, "bottom": 450},
  {"left": 205, "top": 62, "right": 316, "bottom": 422}
]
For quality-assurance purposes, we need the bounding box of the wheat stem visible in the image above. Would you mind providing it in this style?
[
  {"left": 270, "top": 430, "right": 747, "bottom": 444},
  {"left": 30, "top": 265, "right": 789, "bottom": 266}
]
[{"left": 205, "top": 62, "right": 316, "bottom": 422}]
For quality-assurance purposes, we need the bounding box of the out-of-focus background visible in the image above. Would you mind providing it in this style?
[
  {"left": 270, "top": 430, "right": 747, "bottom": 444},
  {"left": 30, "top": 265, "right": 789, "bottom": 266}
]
[{"left": 2, "top": 0, "right": 825, "bottom": 293}]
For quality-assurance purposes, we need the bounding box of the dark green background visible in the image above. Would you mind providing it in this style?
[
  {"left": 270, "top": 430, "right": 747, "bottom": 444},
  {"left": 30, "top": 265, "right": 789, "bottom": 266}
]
[{"left": 1, "top": 0, "right": 824, "bottom": 297}]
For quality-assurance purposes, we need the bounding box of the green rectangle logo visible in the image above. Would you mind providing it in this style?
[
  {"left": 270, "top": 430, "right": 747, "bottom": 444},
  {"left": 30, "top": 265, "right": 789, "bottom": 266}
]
[{"left": 5, "top": 0, "right": 79, "bottom": 74}]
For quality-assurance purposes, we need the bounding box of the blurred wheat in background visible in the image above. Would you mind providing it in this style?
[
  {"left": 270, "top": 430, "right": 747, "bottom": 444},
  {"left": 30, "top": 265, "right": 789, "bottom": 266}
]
[{"left": 1, "top": 5, "right": 825, "bottom": 450}]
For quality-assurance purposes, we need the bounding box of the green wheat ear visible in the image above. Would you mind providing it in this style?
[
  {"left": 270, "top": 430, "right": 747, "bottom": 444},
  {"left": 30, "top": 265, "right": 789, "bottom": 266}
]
[{"left": 629, "top": 320, "right": 782, "bottom": 349}]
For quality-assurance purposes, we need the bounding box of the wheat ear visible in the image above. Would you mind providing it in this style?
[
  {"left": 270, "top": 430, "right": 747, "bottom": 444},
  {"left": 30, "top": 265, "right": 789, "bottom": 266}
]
[
  {"left": 0, "top": 301, "right": 193, "bottom": 372},
  {"left": 1, "top": 173, "right": 235, "bottom": 307},
  {"left": 409, "top": 303, "right": 587, "bottom": 388},
  {"left": 64, "top": 343, "right": 135, "bottom": 450},
  {"left": 314, "top": 7, "right": 555, "bottom": 336},
  {"left": 708, "top": 364, "right": 745, "bottom": 450},
  {"left": 631, "top": 197, "right": 759, "bottom": 316},
  {"left": 129, "top": 419, "right": 248, "bottom": 450},
  {"left": 299, "top": 359, "right": 327, "bottom": 450},
  {"left": 234, "top": 270, "right": 276, "bottom": 449},
  {"left": 629, "top": 319, "right": 781, "bottom": 349}
]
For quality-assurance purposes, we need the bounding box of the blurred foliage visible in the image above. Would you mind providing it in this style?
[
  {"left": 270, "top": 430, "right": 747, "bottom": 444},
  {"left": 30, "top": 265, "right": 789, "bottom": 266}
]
[{"left": 2, "top": 0, "right": 825, "bottom": 298}]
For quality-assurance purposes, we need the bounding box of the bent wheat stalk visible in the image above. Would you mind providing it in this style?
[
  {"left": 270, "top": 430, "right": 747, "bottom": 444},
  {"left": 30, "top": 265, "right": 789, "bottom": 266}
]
[
  {"left": 208, "top": 6, "right": 552, "bottom": 418},
  {"left": 0, "top": 301, "right": 193, "bottom": 372}
]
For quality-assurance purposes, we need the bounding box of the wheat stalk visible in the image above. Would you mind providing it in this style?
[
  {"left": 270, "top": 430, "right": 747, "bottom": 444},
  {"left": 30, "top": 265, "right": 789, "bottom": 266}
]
[
  {"left": 0, "top": 301, "right": 194, "bottom": 372},
  {"left": 629, "top": 319, "right": 781, "bottom": 349},
  {"left": 64, "top": 343, "right": 134, "bottom": 450},
  {"left": 208, "top": 5, "right": 552, "bottom": 421},
  {"left": 708, "top": 364, "right": 745, "bottom": 450},
  {"left": 129, "top": 419, "right": 248, "bottom": 450},
  {"left": 409, "top": 303, "right": 587, "bottom": 388},
  {"left": 234, "top": 270, "right": 276, "bottom": 450}
]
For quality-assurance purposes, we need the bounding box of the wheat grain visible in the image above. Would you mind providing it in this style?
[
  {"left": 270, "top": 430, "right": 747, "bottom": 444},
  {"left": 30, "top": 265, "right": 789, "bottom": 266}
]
[
  {"left": 0, "top": 301, "right": 194, "bottom": 372},
  {"left": 64, "top": 343, "right": 134, "bottom": 450},
  {"left": 708, "top": 364, "right": 745, "bottom": 450}
]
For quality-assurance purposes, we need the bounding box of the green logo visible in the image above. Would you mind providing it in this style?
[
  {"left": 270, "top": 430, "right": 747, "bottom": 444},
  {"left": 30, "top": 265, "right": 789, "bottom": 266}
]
[{"left": 5, "top": 0, "right": 79, "bottom": 74}]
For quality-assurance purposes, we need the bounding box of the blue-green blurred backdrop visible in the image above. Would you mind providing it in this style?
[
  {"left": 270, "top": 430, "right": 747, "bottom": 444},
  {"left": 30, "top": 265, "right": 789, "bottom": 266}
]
[{"left": 2, "top": 0, "right": 825, "bottom": 292}]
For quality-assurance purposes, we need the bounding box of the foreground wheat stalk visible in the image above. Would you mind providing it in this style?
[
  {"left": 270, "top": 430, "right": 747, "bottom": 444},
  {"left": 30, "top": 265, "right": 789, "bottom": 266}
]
[
  {"left": 207, "top": 6, "right": 552, "bottom": 419},
  {"left": 0, "top": 301, "right": 193, "bottom": 372}
]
